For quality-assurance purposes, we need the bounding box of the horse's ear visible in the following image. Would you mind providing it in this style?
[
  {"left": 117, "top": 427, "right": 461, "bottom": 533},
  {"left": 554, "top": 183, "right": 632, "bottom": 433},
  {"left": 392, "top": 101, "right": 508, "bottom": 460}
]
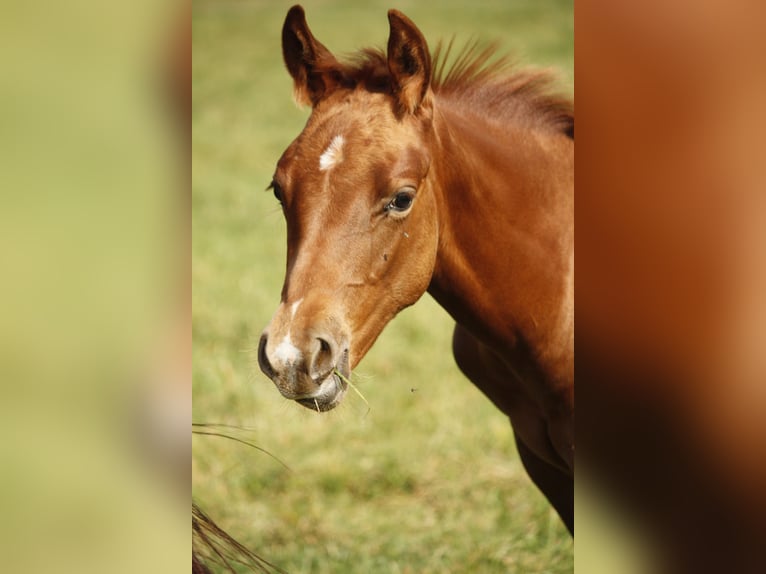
[
  {"left": 387, "top": 10, "right": 432, "bottom": 116},
  {"left": 282, "top": 5, "right": 339, "bottom": 107}
]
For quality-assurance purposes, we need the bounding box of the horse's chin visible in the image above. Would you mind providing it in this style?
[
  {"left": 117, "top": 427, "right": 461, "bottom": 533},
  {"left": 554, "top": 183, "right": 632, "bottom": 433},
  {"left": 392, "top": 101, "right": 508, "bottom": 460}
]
[
  {"left": 295, "top": 396, "right": 343, "bottom": 412},
  {"left": 295, "top": 372, "right": 348, "bottom": 412}
]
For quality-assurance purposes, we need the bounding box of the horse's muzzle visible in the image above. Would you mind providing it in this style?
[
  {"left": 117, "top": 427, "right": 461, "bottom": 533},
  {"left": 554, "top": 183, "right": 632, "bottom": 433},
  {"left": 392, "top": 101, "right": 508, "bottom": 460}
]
[{"left": 257, "top": 331, "right": 351, "bottom": 411}]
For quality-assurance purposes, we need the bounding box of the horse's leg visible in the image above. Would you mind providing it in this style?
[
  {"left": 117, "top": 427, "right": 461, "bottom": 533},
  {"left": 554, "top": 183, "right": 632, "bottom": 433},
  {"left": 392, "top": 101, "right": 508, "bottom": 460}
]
[
  {"left": 452, "top": 323, "right": 573, "bottom": 534},
  {"left": 514, "top": 432, "right": 573, "bottom": 534}
]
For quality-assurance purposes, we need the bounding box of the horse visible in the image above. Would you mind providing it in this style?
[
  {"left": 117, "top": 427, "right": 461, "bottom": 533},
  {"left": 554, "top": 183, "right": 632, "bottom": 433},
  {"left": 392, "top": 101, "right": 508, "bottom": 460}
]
[{"left": 257, "top": 5, "right": 574, "bottom": 533}]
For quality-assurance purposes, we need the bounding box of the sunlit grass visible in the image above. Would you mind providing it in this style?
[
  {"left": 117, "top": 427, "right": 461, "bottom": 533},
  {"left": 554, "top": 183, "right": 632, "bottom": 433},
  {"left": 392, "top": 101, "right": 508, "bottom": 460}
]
[{"left": 193, "top": 1, "right": 573, "bottom": 572}]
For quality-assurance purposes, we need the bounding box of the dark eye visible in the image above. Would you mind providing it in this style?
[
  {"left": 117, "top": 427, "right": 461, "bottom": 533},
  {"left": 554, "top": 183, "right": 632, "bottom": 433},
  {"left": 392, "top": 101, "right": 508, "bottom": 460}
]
[
  {"left": 386, "top": 189, "right": 414, "bottom": 213},
  {"left": 268, "top": 180, "right": 284, "bottom": 204}
]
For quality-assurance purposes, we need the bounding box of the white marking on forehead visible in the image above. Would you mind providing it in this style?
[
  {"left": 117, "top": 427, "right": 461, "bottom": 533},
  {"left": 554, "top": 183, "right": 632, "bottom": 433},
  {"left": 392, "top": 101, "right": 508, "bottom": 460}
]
[
  {"left": 319, "top": 135, "right": 345, "bottom": 172},
  {"left": 273, "top": 333, "right": 302, "bottom": 365},
  {"left": 290, "top": 298, "right": 303, "bottom": 319}
]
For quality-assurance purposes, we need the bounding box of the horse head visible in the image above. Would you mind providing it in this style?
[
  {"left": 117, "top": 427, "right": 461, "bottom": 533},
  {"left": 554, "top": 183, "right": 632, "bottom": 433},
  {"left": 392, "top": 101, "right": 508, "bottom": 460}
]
[{"left": 258, "top": 6, "right": 439, "bottom": 411}]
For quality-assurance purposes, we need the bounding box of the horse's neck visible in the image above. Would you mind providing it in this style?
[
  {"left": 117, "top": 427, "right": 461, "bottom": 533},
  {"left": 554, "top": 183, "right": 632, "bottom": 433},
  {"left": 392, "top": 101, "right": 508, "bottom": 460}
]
[{"left": 427, "top": 101, "right": 574, "bottom": 373}]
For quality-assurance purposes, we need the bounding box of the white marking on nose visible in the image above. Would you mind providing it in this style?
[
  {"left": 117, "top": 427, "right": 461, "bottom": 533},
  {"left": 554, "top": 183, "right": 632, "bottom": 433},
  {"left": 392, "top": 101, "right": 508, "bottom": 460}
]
[
  {"left": 273, "top": 333, "right": 302, "bottom": 365},
  {"left": 290, "top": 298, "right": 303, "bottom": 319},
  {"left": 319, "top": 135, "right": 345, "bottom": 171}
]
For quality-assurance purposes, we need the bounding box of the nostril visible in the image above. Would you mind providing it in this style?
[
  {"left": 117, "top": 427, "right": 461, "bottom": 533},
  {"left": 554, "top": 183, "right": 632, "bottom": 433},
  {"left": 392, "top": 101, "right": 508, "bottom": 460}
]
[
  {"left": 258, "top": 334, "right": 275, "bottom": 379},
  {"left": 311, "top": 336, "right": 336, "bottom": 380}
]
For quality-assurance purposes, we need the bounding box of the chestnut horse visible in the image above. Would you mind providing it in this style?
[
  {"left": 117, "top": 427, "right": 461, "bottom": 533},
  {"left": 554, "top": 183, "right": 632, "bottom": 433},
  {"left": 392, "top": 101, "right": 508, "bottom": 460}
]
[{"left": 258, "top": 5, "right": 574, "bottom": 532}]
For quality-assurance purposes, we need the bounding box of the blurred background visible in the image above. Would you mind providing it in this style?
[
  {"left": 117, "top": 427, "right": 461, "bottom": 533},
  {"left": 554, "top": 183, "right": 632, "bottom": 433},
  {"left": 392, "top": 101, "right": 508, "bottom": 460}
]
[
  {"left": 192, "top": 1, "right": 572, "bottom": 572},
  {"left": 0, "top": 1, "right": 189, "bottom": 573}
]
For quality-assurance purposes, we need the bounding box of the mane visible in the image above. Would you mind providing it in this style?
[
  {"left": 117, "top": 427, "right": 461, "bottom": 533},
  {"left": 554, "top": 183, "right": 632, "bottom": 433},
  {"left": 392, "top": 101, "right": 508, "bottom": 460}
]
[
  {"left": 432, "top": 40, "right": 574, "bottom": 139},
  {"left": 328, "top": 41, "right": 574, "bottom": 139}
]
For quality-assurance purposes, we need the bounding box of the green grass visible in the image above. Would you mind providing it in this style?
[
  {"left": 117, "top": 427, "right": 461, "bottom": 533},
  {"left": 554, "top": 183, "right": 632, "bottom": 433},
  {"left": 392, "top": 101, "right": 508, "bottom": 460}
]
[{"left": 192, "top": 1, "right": 573, "bottom": 572}]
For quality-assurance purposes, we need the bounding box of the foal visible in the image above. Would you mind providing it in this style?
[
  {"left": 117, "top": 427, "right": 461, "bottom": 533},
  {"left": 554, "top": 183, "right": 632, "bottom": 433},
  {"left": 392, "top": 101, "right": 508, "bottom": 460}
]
[{"left": 258, "top": 5, "right": 574, "bottom": 532}]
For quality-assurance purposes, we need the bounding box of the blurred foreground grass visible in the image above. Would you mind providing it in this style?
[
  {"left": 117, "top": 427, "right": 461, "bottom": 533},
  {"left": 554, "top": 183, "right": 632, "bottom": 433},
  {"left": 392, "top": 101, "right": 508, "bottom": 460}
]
[{"left": 192, "top": 1, "right": 573, "bottom": 572}]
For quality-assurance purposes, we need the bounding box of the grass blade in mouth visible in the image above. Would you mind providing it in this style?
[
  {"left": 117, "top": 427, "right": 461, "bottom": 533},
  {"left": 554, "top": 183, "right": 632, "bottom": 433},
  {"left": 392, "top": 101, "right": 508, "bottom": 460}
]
[{"left": 334, "top": 369, "right": 370, "bottom": 416}]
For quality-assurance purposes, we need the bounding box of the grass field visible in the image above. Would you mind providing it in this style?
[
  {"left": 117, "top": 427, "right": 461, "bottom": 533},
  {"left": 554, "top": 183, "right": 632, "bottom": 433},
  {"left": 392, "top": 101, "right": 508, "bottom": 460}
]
[{"left": 192, "top": 1, "right": 573, "bottom": 572}]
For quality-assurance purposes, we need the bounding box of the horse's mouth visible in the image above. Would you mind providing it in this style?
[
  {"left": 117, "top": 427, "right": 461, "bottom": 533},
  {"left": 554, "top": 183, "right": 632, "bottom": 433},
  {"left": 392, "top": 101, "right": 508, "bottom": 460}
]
[
  {"left": 295, "top": 371, "right": 348, "bottom": 412},
  {"left": 295, "top": 397, "right": 340, "bottom": 412}
]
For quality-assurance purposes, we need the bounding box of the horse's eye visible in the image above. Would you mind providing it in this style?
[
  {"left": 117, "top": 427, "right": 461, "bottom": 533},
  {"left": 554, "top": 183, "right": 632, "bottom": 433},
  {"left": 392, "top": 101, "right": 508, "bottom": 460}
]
[
  {"left": 387, "top": 189, "right": 414, "bottom": 213},
  {"left": 269, "top": 180, "right": 284, "bottom": 204}
]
